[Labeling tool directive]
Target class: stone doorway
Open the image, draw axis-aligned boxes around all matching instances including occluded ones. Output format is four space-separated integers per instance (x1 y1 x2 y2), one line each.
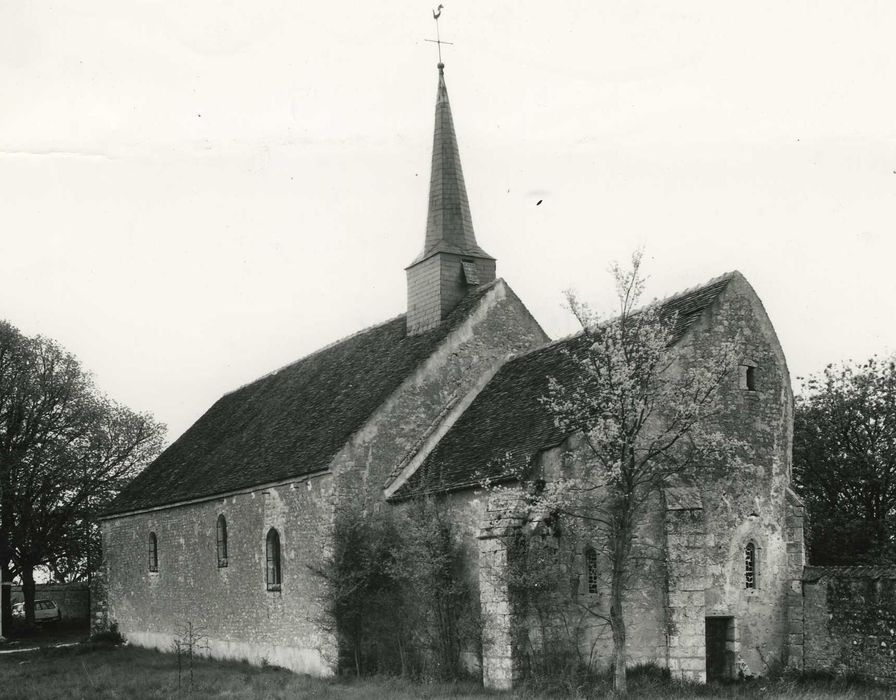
705 616 735 681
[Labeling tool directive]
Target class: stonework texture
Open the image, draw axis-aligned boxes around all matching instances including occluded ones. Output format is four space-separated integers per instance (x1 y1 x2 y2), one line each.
457 273 799 686
797 567 896 684
97 270 813 688
101 475 337 675
99 280 548 677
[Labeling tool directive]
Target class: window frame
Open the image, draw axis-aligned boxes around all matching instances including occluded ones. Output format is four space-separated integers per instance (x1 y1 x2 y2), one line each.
585 546 599 594
739 362 758 391
745 541 758 589
265 528 281 592
148 532 158 572
216 514 228 568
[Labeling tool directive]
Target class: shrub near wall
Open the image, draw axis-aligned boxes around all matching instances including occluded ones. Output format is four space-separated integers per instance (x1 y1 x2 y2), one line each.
313 498 480 680
803 566 896 683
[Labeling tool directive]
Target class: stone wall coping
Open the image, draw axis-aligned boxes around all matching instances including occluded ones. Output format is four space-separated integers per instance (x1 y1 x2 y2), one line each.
803 565 896 583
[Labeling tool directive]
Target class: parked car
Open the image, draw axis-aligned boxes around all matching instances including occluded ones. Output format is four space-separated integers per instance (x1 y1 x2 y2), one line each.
11 599 62 623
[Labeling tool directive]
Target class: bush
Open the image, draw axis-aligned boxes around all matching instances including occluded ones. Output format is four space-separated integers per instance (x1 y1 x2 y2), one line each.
312 497 479 680
88 622 124 646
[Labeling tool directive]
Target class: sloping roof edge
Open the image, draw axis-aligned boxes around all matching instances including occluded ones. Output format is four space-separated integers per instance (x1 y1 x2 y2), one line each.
390 271 737 501
105 280 507 517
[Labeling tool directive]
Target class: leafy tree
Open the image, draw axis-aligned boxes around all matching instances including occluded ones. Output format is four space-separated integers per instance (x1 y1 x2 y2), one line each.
530 253 735 693
0 320 165 630
793 356 896 565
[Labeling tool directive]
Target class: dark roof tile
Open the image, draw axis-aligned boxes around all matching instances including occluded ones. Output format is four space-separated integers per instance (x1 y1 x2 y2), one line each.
107 282 501 515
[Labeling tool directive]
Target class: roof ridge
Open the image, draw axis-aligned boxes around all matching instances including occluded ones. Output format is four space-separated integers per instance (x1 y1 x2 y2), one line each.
222 313 406 398
645 270 738 310
502 270 738 365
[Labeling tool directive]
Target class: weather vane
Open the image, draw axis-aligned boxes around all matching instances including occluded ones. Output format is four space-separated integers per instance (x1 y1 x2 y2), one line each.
425 4 453 65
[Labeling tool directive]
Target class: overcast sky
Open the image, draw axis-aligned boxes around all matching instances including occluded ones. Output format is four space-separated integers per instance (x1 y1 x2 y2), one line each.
2 1 895 444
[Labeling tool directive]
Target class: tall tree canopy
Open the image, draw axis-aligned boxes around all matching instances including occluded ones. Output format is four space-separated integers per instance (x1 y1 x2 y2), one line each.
0 320 165 629
793 356 896 565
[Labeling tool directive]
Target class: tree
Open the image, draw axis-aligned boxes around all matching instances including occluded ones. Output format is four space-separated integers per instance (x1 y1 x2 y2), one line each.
530 253 735 693
0 320 165 629
793 356 896 565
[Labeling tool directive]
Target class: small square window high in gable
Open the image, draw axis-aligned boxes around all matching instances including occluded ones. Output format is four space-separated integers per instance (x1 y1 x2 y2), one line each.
461 260 480 285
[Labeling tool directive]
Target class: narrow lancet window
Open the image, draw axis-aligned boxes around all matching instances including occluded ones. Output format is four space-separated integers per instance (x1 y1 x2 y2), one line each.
266 528 281 591
745 541 757 589
216 515 228 568
740 364 758 391
585 547 598 594
148 532 158 572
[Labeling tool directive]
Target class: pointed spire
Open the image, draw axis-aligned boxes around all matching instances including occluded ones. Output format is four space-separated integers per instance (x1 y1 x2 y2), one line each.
405 62 497 335
414 63 493 263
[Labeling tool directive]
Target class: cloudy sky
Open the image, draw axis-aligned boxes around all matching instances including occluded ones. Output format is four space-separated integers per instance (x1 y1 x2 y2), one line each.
2 1 895 444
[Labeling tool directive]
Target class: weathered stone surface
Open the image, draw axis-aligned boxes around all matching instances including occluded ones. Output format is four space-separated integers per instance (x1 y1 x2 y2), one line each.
801 568 896 683
101 476 338 675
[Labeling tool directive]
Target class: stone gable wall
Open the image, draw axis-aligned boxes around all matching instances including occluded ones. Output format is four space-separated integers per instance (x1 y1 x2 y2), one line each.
472 274 798 687
334 280 548 505
678 275 795 679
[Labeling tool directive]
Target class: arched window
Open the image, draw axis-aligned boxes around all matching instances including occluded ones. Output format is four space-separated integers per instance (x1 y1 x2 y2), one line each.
216 515 228 568
266 528 281 591
745 541 757 589
148 532 158 572
585 546 598 594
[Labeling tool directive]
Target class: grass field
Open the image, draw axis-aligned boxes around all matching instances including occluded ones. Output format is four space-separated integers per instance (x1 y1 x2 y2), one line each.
0 640 891 699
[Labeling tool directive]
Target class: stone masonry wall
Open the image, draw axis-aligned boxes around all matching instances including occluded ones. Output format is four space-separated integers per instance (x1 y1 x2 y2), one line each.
102 279 545 680
486 273 797 684
802 568 896 684
664 492 708 682
11 583 90 620
477 493 526 690
783 490 807 670
485 448 669 680
101 473 337 676
681 274 795 679
338 280 548 505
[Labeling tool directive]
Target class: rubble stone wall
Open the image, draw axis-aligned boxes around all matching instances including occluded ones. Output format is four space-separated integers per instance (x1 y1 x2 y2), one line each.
801 568 896 684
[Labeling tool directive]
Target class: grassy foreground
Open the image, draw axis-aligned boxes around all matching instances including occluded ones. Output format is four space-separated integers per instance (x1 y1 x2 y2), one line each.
0 641 891 699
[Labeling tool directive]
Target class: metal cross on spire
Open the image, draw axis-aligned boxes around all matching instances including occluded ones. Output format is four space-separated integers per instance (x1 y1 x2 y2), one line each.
425 4 453 66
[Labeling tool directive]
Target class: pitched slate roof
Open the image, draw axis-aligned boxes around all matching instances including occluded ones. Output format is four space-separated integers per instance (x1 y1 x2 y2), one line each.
107 282 501 516
390 273 736 500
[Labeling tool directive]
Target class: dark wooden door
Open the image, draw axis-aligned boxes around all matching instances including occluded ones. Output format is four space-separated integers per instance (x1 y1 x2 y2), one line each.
705 617 730 681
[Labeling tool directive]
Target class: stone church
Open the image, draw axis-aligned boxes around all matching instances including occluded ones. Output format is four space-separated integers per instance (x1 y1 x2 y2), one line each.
97 62 806 688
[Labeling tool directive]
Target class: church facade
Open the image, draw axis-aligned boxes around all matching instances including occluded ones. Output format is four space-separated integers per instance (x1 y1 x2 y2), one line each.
97 62 804 688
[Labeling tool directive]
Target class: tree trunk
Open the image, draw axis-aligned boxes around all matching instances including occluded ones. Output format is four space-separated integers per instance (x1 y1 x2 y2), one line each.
0 492 14 636
0 560 10 637
611 484 635 695
22 565 35 627
610 575 627 695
